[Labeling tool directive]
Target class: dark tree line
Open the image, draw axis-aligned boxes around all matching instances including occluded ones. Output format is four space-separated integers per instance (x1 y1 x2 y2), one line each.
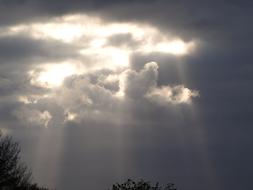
108 179 177 190
0 132 49 190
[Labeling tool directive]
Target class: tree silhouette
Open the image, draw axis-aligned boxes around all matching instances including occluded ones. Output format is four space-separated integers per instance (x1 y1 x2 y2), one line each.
108 179 177 190
0 131 50 190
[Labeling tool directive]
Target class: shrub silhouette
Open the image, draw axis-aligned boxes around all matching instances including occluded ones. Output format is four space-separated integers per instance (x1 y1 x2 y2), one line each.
108 179 177 190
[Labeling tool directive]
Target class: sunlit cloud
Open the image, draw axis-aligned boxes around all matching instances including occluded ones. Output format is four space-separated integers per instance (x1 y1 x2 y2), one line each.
0 14 198 93
18 94 51 104
146 85 199 105
13 62 199 128
116 62 199 104
64 111 78 123
3 14 196 76
18 95 40 104
79 47 130 68
28 61 84 88
141 39 195 55
0 13 200 128
5 15 148 43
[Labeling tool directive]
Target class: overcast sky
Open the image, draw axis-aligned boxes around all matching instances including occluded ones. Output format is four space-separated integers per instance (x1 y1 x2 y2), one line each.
0 0 253 190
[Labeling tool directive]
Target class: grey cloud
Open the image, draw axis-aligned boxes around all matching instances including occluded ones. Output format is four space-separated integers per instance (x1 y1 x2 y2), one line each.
0 35 79 65
13 106 52 127
0 0 251 43
1 0 250 58
119 62 198 104
146 85 199 105
121 62 158 99
107 33 140 48
2 61 197 129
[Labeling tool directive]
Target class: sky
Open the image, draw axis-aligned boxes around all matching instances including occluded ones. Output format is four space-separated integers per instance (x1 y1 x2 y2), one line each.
0 0 253 190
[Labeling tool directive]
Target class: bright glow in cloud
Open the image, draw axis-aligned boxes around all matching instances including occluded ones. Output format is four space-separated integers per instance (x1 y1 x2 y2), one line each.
8 23 84 43
64 111 78 122
79 47 130 68
29 62 83 88
15 18 195 55
2 14 198 91
142 40 195 55
6 15 148 43
4 14 196 76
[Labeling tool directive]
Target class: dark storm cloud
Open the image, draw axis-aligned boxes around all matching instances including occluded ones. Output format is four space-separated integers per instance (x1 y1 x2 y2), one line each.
98 0 253 41
0 0 138 26
0 0 251 41
0 0 247 64
170 47 253 190
0 0 251 60
0 35 78 64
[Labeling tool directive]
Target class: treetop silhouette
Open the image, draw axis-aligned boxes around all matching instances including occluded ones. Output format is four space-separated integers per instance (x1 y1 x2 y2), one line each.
108 179 177 190
0 131 50 190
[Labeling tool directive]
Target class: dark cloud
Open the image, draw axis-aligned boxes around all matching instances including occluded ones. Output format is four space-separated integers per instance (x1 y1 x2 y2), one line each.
107 33 140 48
0 35 78 64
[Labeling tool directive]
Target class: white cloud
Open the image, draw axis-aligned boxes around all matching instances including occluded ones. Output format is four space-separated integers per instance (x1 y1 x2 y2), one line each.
28 61 84 88
12 61 199 127
117 62 158 98
10 61 199 127
146 85 199 105
117 62 199 104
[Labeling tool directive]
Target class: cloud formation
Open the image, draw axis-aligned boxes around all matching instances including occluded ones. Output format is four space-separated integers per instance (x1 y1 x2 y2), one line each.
147 85 199 105
0 13 199 129
14 62 198 127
